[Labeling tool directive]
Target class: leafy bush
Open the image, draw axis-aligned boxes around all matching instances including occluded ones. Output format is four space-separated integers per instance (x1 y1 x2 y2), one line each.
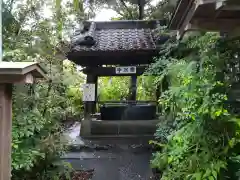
6 58 84 180
98 76 130 101
2 0 87 178
98 76 157 101
149 34 240 179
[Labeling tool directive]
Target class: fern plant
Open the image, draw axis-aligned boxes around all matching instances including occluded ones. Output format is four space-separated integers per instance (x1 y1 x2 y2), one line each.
149 33 240 180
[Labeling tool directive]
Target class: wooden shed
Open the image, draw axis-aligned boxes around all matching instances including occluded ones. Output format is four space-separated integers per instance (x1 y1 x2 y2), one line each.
0 62 47 180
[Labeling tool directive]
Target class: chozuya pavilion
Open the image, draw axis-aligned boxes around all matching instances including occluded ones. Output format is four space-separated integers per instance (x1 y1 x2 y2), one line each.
67 20 168 136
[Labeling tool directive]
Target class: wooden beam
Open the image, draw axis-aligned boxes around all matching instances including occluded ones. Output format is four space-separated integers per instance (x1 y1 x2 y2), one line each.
199 0 238 6
82 66 148 76
177 23 200 39
174 0 240 38
169 0 191 29
216 0 227 9
172 0 211 32
219 5 240 10
0 73 35 84
0 84 12 180
216 0 240 10
228 27 240 37
192 18 240 31
169 0 239 30
199 0 226 5
177 0 201 39
180 18 240 35
176 0 194 30
185 23 200 31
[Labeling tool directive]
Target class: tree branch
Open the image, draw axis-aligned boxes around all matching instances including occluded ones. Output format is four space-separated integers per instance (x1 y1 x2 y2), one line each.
9 0 15 12
118 0 134 19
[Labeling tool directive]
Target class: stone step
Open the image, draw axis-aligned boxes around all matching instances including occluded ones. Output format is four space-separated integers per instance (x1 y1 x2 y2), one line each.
91 119 159 135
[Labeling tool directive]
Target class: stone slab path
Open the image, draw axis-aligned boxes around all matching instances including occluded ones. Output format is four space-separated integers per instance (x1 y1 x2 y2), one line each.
61 122 155 180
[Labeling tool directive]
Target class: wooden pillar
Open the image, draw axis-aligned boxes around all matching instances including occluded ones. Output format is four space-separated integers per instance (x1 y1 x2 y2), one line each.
81 74 98 136
94 76 98 113
129 75 137 101
162 76 169 92
0 62 46 180
84 74 98 117
156 85 161 101
0 84 12 180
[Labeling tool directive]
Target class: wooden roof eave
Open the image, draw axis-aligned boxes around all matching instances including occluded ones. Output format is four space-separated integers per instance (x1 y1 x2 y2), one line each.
68 49 159 57
67 49 160 66
169 0 240 39
0 62 48 84
169 0 205 39
82 66 148 76
169 0 192 30
0 62 48 79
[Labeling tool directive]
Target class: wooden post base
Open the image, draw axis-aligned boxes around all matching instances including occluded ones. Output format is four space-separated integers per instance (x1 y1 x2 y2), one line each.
80 118 92 136
0 84 12 180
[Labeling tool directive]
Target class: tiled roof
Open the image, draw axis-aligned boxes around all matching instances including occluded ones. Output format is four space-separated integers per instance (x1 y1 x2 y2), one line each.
70 20 166 52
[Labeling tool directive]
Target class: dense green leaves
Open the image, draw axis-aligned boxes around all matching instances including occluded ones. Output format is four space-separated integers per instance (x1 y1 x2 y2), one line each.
2 0 87 179
149 34 240 179
98 76 157 101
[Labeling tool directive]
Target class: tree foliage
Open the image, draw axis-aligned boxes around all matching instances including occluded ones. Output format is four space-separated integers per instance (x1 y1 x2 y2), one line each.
109 0 176 20
98 76 157 101
149 33 240 179
3 0 86 178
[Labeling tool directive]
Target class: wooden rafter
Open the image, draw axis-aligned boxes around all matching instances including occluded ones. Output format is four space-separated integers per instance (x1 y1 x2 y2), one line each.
169 0 240 39
177 0 201 39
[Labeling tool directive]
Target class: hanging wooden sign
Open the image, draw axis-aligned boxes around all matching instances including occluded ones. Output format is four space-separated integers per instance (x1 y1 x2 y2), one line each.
115 66 136 74
83 84 95 101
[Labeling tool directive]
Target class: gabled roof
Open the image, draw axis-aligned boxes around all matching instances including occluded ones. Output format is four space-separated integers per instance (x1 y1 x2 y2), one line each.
67 20 168 66
70 20 165 52
0 61 47 83
0 62 47 78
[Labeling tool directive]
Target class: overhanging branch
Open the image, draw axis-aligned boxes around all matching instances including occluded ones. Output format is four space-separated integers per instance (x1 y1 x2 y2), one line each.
119 0 134 19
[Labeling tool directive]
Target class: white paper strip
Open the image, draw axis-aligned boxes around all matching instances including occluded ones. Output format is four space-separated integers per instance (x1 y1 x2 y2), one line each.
115 66 136 74
83 84 95 101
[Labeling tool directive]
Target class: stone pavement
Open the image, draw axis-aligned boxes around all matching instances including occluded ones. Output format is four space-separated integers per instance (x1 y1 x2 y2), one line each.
61 122 155 180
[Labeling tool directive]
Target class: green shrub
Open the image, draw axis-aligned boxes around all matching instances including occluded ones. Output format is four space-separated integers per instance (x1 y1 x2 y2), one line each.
149 34 240 180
